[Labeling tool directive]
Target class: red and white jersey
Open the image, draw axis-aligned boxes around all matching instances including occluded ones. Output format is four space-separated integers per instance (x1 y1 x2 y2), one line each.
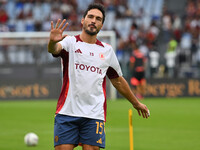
53 35 122 121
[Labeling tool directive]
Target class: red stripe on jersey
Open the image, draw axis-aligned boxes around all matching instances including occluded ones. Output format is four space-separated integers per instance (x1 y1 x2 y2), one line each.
56 50 69 113
102 77 107 121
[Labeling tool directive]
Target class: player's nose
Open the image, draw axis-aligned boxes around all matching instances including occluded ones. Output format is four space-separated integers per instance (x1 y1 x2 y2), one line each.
90 17 97 24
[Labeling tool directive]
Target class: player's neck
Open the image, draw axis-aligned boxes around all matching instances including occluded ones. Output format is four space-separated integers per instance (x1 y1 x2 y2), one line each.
80 32 97 44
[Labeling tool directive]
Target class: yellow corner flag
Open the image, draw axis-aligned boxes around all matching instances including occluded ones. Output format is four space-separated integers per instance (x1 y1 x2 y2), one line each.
129 109 134 150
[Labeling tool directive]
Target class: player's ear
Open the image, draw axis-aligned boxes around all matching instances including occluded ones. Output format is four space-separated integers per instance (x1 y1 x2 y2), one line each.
101 24 103 29
81 18 84 25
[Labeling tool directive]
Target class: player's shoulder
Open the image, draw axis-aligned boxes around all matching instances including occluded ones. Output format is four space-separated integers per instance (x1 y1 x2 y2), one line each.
100 41 113 50
62 35 77 42
66 35 76 40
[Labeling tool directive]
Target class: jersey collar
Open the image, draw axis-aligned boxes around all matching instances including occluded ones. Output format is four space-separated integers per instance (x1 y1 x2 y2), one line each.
75 35 104 47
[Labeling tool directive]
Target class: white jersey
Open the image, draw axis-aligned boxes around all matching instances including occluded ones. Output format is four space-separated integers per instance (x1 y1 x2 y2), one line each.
53 35 122 121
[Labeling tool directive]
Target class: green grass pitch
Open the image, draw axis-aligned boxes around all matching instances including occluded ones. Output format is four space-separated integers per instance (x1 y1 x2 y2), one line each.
0 97 200 150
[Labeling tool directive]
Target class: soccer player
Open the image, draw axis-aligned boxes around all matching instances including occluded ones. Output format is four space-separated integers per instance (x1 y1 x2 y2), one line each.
129 43 147 99
48 3 150 150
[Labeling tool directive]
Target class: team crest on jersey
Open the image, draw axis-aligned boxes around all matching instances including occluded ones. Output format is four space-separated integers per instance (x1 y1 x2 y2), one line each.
99 53 105 60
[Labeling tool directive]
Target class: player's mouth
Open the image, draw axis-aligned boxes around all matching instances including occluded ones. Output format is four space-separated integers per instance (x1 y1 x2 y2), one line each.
89 24 96 29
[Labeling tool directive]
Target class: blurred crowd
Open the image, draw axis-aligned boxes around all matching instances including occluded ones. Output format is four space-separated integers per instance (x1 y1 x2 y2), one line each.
0 0 162 32
159 0 200 78
0 0 200 78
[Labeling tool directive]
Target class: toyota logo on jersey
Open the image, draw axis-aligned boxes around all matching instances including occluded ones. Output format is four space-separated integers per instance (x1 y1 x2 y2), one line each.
75 63 102 75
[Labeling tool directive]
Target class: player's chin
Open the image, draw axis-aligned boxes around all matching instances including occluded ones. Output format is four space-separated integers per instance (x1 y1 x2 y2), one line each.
85 29 99 36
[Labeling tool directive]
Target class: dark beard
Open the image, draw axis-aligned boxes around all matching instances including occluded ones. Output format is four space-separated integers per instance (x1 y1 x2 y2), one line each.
85 29 98 35
84 26 100 36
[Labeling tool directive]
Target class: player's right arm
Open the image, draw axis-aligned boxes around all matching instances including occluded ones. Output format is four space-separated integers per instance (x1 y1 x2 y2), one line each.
48 19 69 55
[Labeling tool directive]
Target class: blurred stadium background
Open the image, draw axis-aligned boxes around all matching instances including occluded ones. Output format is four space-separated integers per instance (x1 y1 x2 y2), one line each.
1 0 200 99
0 0 200 150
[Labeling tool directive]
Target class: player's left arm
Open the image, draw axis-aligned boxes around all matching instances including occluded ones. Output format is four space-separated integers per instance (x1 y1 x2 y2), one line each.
110 76 150 118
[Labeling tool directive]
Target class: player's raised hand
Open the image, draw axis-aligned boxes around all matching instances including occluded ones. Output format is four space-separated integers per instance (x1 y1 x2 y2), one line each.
50 19 68 43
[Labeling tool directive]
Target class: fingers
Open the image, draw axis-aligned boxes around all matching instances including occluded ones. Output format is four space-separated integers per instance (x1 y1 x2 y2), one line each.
141 110 146 118
51 21 54 30
59 19 68 30
144 109 150 118
143 105 150 118
51 19 69 31
55 19 61 29
62 22 69 32
134 103 150 119
138 108 150 118
137 110 141 116
58 19 66 29
138 110 146 118
147 109 150 117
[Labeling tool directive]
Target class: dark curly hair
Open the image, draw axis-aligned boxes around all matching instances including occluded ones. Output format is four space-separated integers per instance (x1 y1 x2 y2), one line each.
83 3 105 24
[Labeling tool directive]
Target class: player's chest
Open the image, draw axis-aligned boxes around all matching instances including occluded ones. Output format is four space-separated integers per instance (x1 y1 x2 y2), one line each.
72 44 107 64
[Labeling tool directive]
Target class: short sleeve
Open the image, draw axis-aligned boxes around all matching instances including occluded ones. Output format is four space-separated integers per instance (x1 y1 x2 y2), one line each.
106 47 123 79
58 36 73 52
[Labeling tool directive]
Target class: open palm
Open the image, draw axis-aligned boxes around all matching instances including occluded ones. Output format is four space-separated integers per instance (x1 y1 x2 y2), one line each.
50 19 69 43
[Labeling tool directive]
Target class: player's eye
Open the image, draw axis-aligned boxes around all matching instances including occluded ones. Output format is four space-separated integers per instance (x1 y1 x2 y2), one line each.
96 17 102 21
